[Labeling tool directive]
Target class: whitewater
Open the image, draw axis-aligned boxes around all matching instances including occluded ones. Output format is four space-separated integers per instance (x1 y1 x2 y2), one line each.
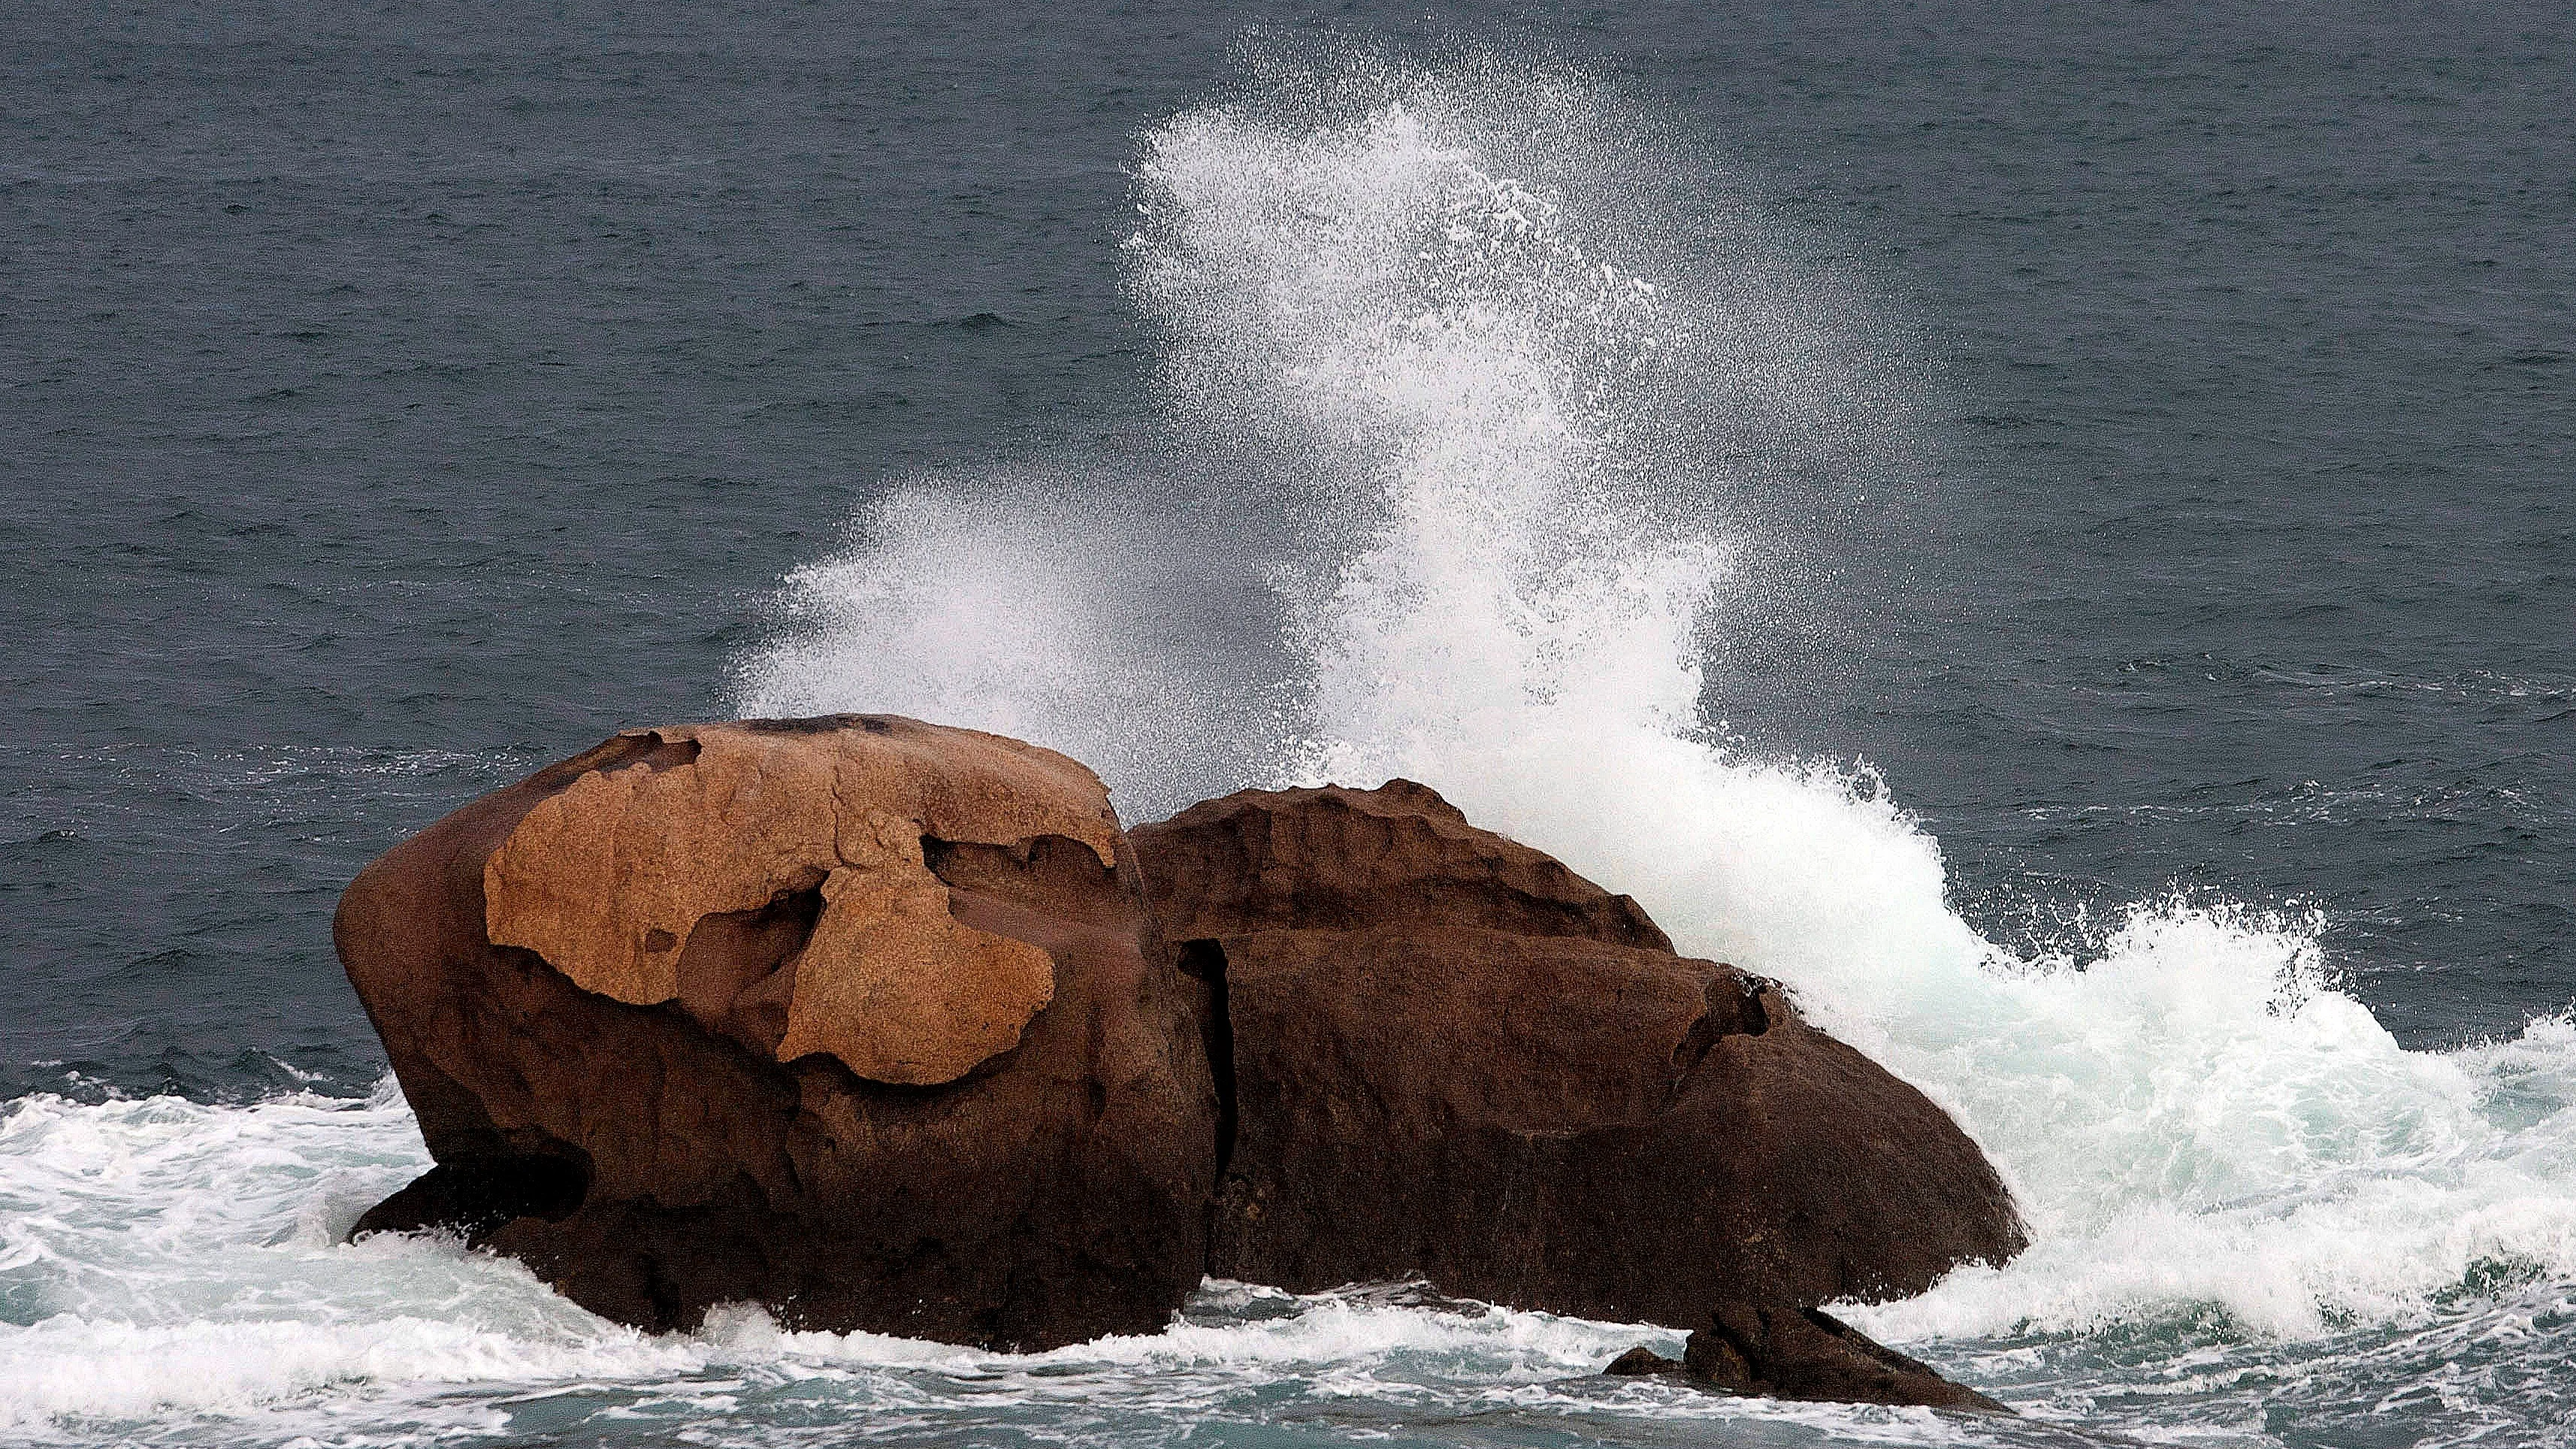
6 47 2572 1449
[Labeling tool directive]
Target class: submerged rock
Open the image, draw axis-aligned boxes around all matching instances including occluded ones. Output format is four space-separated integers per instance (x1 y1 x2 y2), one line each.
1129 781 2027 1326
1601 1307 2006 1412
1602 1345 1686 1377
337 715 1215 1350
1683 1304 2009 1412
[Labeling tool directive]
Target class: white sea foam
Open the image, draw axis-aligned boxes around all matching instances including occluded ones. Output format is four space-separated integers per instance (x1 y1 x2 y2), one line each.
0 1084 704 1432
733 47 2576 1355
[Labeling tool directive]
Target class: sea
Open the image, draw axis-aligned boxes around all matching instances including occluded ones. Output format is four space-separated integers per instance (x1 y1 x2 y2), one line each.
5 3 2574 1445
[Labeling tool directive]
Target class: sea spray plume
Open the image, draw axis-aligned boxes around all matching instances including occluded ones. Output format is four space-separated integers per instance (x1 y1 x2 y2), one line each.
1123 49 1972 1009
735 486 1142 744
730 481 1307 818
1126 59 1713 767
1131 41 1896 521
1128 41 1912 730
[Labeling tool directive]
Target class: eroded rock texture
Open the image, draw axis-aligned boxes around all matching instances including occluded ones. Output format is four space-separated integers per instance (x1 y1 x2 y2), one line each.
479 720 1114 1084
1129 781 2028 1329
338 716 1214 1349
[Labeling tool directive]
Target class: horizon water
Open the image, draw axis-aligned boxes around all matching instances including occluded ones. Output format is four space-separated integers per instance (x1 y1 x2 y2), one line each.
7 8 2575 1447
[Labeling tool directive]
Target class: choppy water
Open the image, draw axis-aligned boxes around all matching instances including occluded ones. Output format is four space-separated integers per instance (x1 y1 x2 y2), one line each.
6 4 2574 1446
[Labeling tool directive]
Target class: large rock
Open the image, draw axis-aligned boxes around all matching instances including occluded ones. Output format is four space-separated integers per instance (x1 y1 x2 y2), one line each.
340 721 2023 1408
1129 781 2027 1326
337 715 1216 1350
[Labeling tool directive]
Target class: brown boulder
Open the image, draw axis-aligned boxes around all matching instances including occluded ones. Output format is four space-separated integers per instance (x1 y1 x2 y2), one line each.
340 723 2022 1390
1129 782 2026 1326
337 715 1215 1350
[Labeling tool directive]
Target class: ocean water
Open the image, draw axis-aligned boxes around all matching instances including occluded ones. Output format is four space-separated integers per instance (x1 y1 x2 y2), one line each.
6 3 2574 1445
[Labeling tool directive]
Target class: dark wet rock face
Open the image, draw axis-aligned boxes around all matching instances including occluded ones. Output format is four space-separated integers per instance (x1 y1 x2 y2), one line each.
336 716 1216 1351
1129 781 2028 1327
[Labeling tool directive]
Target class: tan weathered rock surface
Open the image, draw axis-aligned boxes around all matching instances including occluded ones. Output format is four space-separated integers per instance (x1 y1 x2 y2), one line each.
480 719 1115 1084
